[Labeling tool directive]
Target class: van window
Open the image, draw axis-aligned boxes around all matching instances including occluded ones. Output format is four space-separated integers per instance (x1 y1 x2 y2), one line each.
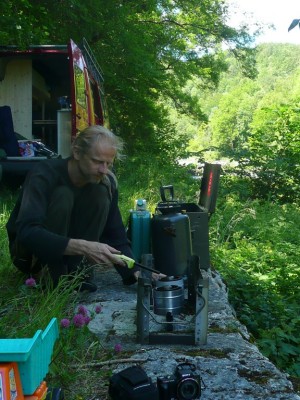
74 65 87 109
90 78 103 124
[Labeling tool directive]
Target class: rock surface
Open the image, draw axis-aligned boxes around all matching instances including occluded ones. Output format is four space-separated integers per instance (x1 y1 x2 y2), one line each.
79 266 300 400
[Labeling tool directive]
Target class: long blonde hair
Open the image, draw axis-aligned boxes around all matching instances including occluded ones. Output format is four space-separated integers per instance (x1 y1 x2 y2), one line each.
72 125 124 160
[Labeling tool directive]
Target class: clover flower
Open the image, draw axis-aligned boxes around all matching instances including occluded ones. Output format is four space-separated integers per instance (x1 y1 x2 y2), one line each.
60 318 71 328
25 277 36 287
77 305 88 316
95 305 102 314
114 343 122 353
73 313 86 328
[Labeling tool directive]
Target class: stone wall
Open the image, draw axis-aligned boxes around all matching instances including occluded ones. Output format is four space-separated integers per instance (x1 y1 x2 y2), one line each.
83 267 300 399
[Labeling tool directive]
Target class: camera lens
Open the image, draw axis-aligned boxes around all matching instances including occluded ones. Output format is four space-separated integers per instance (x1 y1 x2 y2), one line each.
177 378 200 400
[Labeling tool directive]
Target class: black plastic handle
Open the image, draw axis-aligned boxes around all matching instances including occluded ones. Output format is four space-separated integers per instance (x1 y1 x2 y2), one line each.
160 185 174 202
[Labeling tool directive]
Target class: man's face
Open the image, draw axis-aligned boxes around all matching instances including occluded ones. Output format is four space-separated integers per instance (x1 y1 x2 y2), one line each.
74 140 116 184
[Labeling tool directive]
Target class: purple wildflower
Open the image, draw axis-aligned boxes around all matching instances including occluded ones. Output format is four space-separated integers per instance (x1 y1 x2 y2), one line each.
73 313 86 328
60 318 71 328
95 305 102 314
77 305 88 316
84 316 92 325
114 343 122 353
25 278 36 287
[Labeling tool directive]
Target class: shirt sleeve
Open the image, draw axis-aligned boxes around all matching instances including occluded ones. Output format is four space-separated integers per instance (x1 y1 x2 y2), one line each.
100 188 140 283
100 188 134 258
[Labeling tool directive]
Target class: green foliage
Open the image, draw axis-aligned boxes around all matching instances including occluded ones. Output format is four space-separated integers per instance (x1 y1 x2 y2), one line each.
185 43 300 203
116 151 199 217
0 0 258 151
248 101 300 202
2 1 300 389
209 79 258 153
210 191 300 376
217 173 253 202
0 189 121 396
1 156 300 393
0 1 51 46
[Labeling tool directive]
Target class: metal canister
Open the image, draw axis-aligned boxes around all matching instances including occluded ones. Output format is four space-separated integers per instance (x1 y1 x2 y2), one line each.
153 285 184 316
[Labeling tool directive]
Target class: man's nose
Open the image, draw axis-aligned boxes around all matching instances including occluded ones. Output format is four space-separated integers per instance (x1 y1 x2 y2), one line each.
98 162 109 174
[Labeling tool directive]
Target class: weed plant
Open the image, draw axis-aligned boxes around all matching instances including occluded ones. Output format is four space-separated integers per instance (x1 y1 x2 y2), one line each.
0 185 132 398
210 192 300 378
1 159 299 397
0 163 198 398
115 152 200 217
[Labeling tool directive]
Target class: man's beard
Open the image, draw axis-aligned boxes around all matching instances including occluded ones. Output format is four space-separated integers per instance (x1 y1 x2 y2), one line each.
77 163 104 184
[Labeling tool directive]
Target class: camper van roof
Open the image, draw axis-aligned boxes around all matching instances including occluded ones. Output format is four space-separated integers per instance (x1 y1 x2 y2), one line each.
0 44 68 54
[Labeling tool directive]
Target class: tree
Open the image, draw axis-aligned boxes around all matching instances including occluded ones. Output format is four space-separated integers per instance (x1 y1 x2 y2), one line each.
0 1 51 45
186 43 300 159
209 79 258 154
249 102 300 203
0 0 258 158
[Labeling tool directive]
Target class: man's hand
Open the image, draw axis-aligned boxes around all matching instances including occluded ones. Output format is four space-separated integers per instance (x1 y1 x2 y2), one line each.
65 239 126 267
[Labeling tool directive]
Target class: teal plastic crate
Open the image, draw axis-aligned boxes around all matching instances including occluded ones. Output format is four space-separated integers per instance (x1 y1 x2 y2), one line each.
0 318 59 395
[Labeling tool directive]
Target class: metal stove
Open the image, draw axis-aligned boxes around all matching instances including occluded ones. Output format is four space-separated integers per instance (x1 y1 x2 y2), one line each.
136 254 209 345
132 163 221 346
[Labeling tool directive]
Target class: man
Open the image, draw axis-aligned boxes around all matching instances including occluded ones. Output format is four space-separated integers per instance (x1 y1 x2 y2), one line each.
6 125 139 291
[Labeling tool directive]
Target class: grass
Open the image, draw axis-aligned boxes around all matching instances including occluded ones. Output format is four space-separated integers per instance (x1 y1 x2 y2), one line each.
1 160 300 397
209 195 300 378
0 186 125 398
0 163 199 398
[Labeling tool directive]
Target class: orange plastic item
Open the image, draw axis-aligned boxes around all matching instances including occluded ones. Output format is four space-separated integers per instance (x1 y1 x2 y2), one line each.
0 361 24 400
0 318 58 395
0 363 48 400
25 381 48 400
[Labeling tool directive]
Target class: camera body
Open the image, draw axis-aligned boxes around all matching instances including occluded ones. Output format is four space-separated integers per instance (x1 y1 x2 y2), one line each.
109 365 159 400
109 363 201 400
157 363 201 400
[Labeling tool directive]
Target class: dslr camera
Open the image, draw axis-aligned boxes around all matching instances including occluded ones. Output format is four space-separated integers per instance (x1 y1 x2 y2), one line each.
157 362 201 399
109 365 159 400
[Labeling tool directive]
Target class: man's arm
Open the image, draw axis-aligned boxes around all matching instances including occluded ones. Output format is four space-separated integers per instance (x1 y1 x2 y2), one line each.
65 238 125 266
100 186 140 283
100 187 134 257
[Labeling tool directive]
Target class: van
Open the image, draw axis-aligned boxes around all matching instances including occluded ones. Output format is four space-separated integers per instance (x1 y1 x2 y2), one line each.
0 38 106 184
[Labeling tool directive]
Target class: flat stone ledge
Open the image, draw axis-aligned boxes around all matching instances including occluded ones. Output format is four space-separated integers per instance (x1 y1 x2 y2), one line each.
79 267 300 399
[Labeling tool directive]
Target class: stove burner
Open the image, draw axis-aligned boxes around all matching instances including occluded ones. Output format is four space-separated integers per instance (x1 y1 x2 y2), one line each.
155 276 184 289
153 284 184 316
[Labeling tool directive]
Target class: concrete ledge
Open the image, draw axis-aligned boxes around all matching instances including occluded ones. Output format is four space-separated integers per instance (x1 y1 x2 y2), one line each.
79 267 300 399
